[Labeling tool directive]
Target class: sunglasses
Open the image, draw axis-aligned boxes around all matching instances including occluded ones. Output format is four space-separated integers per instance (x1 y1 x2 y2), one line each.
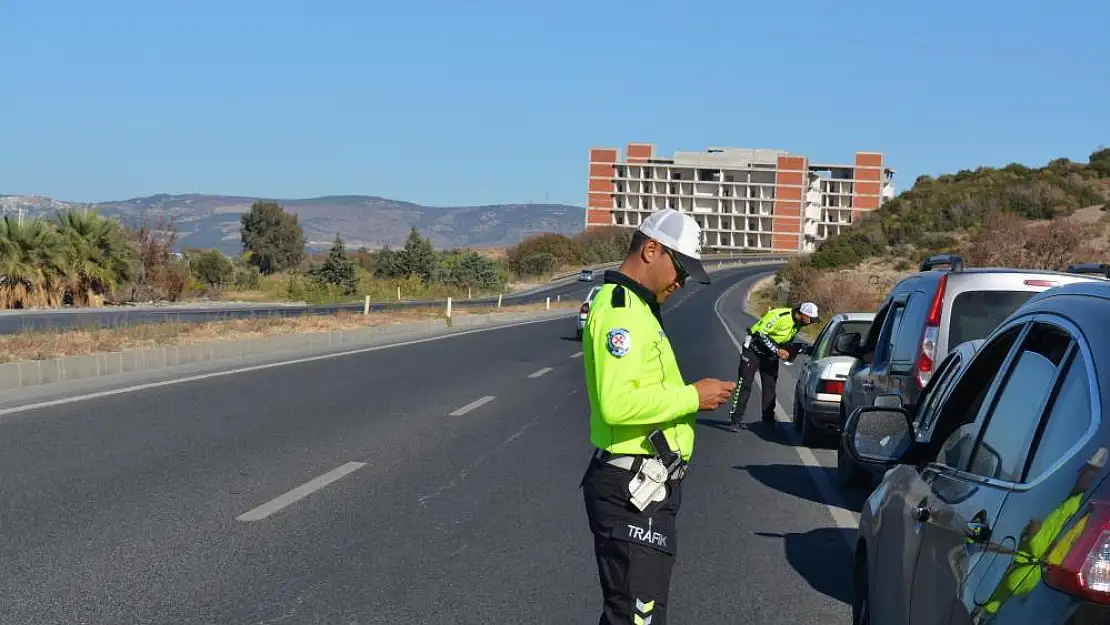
662 245 689 287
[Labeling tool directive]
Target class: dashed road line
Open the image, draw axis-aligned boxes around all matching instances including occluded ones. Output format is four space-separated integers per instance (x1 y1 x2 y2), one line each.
528 367 553 378
570 351 583 358
713 282 858 546
449 395 497 416
236 461 366 522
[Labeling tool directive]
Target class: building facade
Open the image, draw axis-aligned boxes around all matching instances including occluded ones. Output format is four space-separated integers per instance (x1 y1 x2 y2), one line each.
586 143 895 253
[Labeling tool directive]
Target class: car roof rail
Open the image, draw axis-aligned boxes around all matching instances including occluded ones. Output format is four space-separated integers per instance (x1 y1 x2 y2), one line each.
919 253 964 272
1066 262 1110 278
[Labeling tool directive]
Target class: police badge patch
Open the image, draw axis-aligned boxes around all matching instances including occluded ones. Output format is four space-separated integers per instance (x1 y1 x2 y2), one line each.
606 328 631 357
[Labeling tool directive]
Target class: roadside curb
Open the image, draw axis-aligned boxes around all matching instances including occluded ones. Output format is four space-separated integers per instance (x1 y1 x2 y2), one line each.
0 309 575 392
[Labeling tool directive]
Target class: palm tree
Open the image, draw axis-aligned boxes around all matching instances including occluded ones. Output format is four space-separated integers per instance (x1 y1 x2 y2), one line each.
54 210 137 306
0 215 69 308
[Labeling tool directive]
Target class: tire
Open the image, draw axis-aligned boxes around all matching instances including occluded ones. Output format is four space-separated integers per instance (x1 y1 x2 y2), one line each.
576 328 583 341
792 397 804 432
852 558 870 625
799 406 820 447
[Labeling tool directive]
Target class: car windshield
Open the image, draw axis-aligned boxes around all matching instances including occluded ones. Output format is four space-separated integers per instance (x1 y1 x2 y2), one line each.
948 290 1037 347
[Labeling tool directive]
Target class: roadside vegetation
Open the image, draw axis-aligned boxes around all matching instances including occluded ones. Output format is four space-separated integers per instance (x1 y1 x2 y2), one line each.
0 200 639 311
760 147 1110 321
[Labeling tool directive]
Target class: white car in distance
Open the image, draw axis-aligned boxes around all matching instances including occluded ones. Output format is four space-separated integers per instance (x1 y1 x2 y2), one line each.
576 285 602 340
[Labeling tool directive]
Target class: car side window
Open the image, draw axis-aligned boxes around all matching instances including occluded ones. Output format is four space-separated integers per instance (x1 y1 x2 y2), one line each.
811 322 836 360
965 323 1073 482
858 303 891 365
890 293 929 367
927 324 1025 469
1024 348 1092 482
874 303 906 366
914 353 962 436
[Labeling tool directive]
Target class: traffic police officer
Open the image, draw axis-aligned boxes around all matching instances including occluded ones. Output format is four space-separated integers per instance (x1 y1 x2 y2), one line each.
727 301 818 432
580 208 735 625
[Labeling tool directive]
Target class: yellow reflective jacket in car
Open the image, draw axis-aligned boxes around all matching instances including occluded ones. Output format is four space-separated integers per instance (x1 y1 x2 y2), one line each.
583 271 700 462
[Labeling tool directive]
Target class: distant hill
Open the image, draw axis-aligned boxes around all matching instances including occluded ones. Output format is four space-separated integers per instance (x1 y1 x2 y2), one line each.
0 193 587 255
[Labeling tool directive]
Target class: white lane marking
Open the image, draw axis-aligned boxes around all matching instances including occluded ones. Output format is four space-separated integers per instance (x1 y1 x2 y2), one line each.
528 367 553 378
570 351 583 358
236 461 366 522
713 282 858 546
0 315 574 419
449 395 496 416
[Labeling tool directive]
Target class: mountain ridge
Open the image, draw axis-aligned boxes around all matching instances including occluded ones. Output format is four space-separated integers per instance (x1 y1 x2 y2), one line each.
0 193 587 255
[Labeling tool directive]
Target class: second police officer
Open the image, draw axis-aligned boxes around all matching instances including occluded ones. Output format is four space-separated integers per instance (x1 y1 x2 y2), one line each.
727 300 818 433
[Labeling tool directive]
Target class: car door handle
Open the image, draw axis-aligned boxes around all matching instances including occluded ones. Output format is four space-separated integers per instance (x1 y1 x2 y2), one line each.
911 498 931 522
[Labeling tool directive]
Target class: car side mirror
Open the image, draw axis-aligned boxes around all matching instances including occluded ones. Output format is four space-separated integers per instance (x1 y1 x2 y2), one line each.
832 332 861 356
873 394 903 409
843 405 916 466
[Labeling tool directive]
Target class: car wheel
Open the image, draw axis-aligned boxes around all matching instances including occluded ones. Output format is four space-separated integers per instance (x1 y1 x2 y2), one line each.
576 328 583 341
792 397 804 432
799 405 819 447
852 559 870 625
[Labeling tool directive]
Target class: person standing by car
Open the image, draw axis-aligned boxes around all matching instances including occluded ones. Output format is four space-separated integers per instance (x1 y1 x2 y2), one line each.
580 208 735 625
727 302 818 433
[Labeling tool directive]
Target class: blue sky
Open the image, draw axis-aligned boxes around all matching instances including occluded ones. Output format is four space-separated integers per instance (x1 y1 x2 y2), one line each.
2 0 1107 207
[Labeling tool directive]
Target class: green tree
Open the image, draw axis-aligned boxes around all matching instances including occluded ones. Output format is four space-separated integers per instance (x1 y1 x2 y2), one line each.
373 245 406 279
0 215 69 308
55 210 138 306
240 200 306 274
191 249 235 289
398 227 436 283
309 234 358 294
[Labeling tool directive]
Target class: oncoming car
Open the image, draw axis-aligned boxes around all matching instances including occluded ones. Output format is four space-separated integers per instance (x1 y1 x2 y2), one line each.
576 285 601 340
791 312 875 446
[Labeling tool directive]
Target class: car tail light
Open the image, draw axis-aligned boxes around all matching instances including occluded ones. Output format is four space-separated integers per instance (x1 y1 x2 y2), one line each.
580 303 590 316
916 274 946 389
1043 498 1110 604
818 379 845 395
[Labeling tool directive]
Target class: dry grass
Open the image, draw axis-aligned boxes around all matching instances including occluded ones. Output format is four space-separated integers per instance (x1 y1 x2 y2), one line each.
0 300 580 363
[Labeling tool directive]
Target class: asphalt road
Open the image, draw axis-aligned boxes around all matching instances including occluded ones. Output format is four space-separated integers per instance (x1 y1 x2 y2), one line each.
0 264 866 624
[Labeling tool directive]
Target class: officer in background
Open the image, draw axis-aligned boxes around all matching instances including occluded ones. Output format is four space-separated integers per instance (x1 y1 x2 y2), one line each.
580 208 735 625
727 301 818 433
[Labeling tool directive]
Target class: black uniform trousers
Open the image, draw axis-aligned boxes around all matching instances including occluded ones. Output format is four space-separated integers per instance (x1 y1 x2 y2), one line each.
729 346 780 426
582 456 682 625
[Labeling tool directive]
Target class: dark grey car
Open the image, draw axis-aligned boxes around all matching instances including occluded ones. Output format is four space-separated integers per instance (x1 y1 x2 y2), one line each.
843 280 1110 625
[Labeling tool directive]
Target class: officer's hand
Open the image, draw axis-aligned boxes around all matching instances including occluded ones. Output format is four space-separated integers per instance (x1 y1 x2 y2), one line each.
777 348 790 360
693 378 736 411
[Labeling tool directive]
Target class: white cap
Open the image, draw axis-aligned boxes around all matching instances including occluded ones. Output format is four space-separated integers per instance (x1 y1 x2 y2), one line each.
637 208 710 284
799 301 819 320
